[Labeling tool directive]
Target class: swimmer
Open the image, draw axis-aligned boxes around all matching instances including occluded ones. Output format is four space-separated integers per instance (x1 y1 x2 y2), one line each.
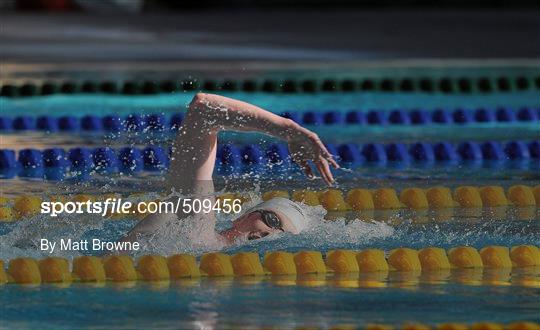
121 93 338 245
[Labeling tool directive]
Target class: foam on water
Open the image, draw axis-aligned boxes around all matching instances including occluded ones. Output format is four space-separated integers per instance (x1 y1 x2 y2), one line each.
2 188 537 262
0 212 108 260
0 191 397 260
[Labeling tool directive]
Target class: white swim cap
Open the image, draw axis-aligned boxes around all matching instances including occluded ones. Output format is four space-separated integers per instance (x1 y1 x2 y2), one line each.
247 197 308 234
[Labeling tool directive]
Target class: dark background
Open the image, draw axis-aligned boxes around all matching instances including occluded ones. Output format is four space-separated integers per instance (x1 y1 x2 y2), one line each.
2 0 539 70
9 0 540 10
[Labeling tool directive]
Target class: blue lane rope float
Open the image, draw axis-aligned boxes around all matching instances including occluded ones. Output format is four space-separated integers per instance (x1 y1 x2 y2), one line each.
288 108 540 126
2 75 540 96
0 140 538 180
0 107 539 133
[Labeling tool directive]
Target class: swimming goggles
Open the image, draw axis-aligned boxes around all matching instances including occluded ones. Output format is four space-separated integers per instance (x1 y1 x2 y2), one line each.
253 210 283 231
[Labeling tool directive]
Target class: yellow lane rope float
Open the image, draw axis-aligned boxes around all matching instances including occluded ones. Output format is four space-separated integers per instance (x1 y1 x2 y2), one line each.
79 322 534 330
1 245 538 285
0 185 539 221
197 323 540 330
357 323 540 330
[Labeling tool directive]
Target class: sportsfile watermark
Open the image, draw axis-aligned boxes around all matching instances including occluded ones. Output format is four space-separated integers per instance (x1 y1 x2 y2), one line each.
40 197 243 217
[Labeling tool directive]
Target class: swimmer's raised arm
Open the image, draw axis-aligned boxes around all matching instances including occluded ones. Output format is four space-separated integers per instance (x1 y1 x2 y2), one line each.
121 93 338 246
168 93 339 194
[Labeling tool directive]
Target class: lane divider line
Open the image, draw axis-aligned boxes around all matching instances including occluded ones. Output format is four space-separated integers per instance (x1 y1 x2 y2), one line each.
2 75 540 96
1 185 539 221
1 140 538 180
1 107 539 132
1 245 538 284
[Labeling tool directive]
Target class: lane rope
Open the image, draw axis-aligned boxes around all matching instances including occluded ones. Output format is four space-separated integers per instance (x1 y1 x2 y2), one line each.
2 75 540 96
1 107 539 132
1 184 539 221
1 245 538 284
1 140 538 180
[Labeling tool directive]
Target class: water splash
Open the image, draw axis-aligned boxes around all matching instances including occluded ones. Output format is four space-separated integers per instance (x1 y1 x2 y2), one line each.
0 212 108 260
1 189 538 261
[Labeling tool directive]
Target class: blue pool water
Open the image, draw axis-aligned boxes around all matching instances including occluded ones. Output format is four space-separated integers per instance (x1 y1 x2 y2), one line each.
1 274 539 329
1 86 540 329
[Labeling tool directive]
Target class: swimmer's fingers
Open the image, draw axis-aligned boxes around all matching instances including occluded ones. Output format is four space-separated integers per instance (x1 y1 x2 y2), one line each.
315 157 334 185
321 158 335 184
325 154 339 169
298 160 314 179
315 161 333 186
313 138 339 169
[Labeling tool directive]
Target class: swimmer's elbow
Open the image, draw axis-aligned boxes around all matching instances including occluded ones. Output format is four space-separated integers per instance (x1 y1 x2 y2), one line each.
190 93 208 109
188 93 214 120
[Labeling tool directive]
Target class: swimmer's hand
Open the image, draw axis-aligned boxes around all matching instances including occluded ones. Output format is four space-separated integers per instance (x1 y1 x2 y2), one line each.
287 129 339 185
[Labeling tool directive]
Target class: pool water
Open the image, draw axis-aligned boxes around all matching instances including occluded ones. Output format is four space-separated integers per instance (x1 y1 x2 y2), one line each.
1 84 540 329
1 274 539 329
1 206 539 328
1 92 539 195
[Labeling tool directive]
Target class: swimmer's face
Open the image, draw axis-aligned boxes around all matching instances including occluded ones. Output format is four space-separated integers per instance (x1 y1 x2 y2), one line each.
230 209 297 241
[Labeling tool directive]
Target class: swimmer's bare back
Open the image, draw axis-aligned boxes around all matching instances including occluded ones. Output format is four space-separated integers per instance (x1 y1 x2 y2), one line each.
121 93 338 242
